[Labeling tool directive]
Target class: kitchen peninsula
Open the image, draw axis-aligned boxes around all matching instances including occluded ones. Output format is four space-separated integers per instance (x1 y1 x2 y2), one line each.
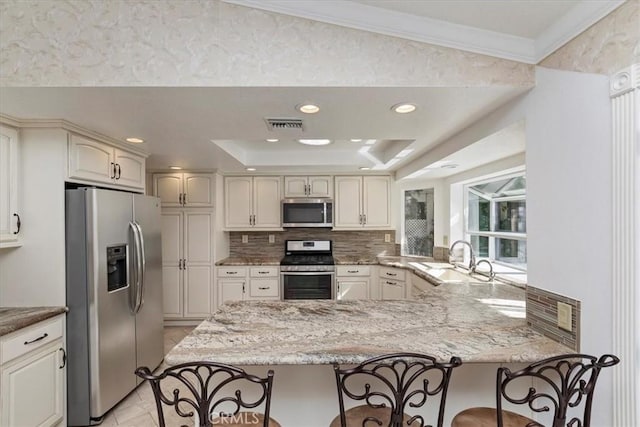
165 281 571 426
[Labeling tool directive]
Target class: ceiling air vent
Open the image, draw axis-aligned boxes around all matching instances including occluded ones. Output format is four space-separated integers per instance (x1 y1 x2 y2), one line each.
264 117 304 131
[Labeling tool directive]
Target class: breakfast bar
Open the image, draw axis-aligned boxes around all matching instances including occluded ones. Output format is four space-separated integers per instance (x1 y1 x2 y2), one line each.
164 282 571 425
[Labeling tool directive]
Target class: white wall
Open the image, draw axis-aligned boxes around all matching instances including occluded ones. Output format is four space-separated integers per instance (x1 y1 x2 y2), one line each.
0 128 67 306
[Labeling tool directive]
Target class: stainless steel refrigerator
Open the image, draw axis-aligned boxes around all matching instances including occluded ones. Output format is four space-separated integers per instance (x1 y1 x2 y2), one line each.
65 188 164 426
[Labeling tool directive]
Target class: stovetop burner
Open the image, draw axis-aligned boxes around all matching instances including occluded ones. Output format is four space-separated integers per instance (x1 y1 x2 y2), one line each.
279 240 335 272
280 254 335 266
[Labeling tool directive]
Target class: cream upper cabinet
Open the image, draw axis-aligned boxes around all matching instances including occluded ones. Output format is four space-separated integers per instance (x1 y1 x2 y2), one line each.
0 125 21 248
68 133 145 190
224 176 281 230
334 176 391 229
284 176 332 198
153 173 213 207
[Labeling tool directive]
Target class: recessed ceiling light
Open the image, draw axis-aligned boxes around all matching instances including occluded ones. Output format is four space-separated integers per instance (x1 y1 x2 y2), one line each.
126 137 144 143
392 103 417 114
169 166 182 170
298 139 332 146
441 164 458 169
350 139 363 142
297 103 320 114
246 167 257 171
266 138 279 142
359 167 371 170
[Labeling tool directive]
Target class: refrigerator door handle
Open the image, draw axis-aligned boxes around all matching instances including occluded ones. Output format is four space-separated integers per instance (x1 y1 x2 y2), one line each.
134 222 146 312
129 221 142 313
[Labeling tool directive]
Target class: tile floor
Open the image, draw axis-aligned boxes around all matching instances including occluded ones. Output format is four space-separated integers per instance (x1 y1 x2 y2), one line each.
97 326 195 427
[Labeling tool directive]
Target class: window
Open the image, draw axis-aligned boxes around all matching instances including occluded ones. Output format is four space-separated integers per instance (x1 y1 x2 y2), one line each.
403 189 434 257
465 173 526 270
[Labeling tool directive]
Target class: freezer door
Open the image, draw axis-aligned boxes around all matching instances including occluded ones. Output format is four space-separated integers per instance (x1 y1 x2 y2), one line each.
133 194 164 376
87 189 137 417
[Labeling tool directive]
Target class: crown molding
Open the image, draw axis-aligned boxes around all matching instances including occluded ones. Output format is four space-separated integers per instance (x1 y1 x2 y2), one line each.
223 0 626 64
0 113 149 156
535 0 626 62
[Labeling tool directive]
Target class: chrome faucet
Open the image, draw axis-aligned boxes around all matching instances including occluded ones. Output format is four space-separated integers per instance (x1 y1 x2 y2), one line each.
449 240 476 270
472 259 495 280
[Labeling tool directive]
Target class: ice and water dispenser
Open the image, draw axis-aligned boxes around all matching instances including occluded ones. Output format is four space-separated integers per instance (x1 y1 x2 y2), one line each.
107 245 127 292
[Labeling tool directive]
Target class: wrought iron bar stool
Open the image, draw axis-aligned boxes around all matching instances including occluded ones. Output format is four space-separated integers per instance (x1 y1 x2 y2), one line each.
135 362 281 427
330 352 463 427
451 353 619 427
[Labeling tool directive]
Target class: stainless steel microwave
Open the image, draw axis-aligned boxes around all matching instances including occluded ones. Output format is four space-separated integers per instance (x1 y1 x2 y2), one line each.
282 199 333 228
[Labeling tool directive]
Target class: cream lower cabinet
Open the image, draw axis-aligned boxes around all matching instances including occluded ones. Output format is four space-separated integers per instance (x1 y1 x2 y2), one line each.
217 266 280 308
334 176 391 229
224 176 281 229
336 265 370 300
161 210 213 319
0 315 66 427
0 125 21 248
379 266 408 300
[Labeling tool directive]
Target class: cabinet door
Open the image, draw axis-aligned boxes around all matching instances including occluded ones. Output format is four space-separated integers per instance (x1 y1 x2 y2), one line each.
161 211 183 317
283 176 308 198
154 173 183 207
381 279 406 300
68 134 114 183
219 280 245 306
114 149 145 190
363 176 391 228
184 212 213 317
225 177 253 228
337 279 369 300
162 266 183 318
184 174 213 207
253 177 281 228
334 176 362 228
308 176 332 198
184 266 212 317
1 342 64 427
0 125 20 247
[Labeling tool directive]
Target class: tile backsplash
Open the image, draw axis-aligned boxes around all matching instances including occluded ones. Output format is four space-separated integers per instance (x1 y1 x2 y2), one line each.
229 230 396 259
526 286 580 351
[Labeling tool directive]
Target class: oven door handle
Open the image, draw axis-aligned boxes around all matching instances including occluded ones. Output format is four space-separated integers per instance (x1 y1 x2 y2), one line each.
280 271 335 276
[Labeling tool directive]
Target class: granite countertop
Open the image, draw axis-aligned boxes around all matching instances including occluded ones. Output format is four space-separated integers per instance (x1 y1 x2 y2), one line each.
0 307 68 337
165 282 571 366
215 257 281 266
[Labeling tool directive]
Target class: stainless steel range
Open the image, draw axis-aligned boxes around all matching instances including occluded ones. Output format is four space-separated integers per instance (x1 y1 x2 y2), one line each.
280 240 335 299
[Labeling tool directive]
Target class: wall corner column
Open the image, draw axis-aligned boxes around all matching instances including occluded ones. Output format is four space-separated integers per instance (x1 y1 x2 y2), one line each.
610 63 639 427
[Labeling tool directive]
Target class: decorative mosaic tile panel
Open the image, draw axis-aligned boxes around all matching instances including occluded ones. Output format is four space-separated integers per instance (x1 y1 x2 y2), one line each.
229 230 396 259
526 286 580 351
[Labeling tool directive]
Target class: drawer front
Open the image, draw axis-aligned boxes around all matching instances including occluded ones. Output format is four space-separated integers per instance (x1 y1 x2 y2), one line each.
379 267 405 281
336 265 371 277
249 279 279 298
1 315 64 365
217 267 247 277
250 267 279 278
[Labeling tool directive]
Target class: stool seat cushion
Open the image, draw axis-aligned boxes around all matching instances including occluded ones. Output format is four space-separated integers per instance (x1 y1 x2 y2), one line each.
451 407 537 427
329 405 421 427
211 412 281 427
